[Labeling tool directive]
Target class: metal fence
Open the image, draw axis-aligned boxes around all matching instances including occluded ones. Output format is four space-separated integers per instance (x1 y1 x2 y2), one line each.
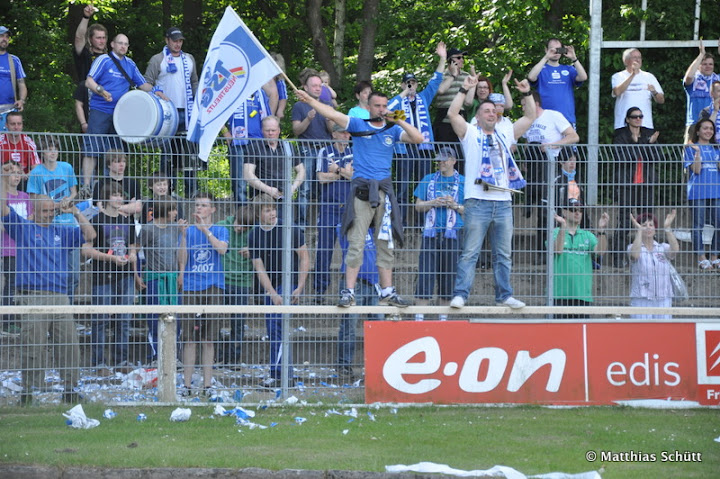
0 132 716 405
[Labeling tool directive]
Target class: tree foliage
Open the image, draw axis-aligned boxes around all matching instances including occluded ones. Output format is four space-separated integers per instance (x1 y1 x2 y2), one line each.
1 0 718 144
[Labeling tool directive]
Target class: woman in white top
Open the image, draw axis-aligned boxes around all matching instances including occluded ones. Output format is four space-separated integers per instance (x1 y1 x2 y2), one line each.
627 209 679 319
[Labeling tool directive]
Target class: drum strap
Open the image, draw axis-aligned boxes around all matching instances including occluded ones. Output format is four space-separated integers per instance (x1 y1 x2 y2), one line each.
108 53 136 92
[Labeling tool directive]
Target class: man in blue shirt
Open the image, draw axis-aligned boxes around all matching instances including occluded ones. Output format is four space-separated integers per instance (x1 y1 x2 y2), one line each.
527 38 587 127
683 41 720 128
1 190 95 404
388 42 447 219
294 88 424 308
0 25 28 130
81 33 157 193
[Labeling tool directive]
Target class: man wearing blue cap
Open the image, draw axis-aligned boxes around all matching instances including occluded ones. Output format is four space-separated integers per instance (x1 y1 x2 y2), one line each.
0 26 27 131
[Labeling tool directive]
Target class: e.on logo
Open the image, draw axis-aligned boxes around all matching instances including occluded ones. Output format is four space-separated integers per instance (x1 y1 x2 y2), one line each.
381 337 566 395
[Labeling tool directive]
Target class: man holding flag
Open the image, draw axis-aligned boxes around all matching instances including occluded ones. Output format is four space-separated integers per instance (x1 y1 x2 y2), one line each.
187 7 281 163
294 88 424 308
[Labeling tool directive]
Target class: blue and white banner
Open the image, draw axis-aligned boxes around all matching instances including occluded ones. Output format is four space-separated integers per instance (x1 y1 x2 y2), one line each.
187 6 281 161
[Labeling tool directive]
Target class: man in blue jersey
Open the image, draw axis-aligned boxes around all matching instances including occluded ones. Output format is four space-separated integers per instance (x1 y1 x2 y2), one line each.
314 124 353 301
0 25 28 131
388 42 447 218
527 38 587 127
295 88 424 308
81 33 158 193
683 40 720 128
1 188 96 404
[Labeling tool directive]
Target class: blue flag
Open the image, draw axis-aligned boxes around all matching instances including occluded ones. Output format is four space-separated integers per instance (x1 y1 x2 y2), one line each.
187 6 281 161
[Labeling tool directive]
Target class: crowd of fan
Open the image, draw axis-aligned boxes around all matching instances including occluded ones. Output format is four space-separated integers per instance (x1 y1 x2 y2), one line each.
1 6 720 401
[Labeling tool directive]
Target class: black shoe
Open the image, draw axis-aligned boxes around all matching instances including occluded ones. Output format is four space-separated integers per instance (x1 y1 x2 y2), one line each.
19 391 32 406
379 290 410 308
338 289 356 308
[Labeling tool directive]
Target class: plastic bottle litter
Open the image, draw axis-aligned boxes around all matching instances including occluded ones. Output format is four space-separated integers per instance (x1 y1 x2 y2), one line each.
137 413 147 422
63 404 100 429
103 409 117 419
170 408 191 422
294 416 307 425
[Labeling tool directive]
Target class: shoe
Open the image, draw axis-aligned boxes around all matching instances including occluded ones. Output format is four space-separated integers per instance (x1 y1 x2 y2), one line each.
379 289 410 308
450 296 465 309
204 386 218 399
257 377 277 389
19 391 32 406
699 259 712 270
338 289 356 308
496 296 526 309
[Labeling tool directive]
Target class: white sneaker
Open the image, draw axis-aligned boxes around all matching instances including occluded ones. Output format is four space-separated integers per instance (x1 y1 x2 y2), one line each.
450 296 465 309
496 297 525 309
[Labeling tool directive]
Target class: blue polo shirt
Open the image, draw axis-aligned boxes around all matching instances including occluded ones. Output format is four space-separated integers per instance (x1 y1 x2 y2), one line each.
2 209 82 294
346 116 403 180
87 52 147 114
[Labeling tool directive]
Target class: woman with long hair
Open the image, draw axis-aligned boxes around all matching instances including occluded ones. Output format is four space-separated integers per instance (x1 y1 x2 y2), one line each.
685 118 720 269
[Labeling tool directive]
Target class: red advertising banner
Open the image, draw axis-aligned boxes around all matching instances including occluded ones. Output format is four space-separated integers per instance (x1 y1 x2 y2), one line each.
365 321 720 406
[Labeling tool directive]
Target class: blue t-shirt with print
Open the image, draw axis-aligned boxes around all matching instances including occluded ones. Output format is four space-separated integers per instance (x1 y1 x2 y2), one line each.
183 225 229 291
346 116 403 180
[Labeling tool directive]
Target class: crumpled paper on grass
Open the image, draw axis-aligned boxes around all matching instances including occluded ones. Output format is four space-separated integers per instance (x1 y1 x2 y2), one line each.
385 462 601 479
170 408 192 422
63 404 100 429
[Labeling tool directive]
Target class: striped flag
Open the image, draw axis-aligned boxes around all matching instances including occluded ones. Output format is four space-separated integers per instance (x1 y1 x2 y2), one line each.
187 6 281 161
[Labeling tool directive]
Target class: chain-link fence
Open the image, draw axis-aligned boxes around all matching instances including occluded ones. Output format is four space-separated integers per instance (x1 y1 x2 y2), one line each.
0 132 715 405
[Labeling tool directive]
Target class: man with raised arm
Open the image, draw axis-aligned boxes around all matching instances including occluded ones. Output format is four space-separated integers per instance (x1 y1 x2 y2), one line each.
295 87 424 308
447 74 536 310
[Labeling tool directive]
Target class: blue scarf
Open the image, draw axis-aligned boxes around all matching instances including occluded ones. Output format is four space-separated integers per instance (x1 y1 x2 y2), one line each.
476 131 526 190
229 89 269 144
401 94 432 148
164 46 194 126
424 171 460 239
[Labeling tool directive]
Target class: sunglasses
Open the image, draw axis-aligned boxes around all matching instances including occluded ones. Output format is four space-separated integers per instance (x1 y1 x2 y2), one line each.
628 114 644 119
570 208 583 213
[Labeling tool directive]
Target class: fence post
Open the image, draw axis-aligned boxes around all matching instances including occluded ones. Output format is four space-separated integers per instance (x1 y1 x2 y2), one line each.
157 313 177 402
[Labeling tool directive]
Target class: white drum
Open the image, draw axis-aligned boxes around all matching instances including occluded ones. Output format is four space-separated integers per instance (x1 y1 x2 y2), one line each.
113 90 179 145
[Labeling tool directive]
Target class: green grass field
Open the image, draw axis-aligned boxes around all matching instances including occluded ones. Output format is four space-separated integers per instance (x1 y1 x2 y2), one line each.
0 404 718 478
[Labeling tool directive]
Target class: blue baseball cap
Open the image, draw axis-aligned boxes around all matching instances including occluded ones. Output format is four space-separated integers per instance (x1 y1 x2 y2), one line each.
0 26 10 35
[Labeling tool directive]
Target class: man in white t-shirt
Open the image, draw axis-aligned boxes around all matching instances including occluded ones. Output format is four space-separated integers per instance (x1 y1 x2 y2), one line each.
144 27 199 196
447 74 536 310
611 48 664 130
522 90 579 260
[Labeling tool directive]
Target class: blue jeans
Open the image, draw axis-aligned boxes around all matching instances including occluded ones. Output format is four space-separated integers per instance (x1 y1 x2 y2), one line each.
453 199 514 302
297 147 319 228
416 234 461 300
228 144 248 203
264 284 294 379
314 205 343 295
337 279 381 367
222 284 250 362
2 256 16 326
91 275 134 366
690 198 720 255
